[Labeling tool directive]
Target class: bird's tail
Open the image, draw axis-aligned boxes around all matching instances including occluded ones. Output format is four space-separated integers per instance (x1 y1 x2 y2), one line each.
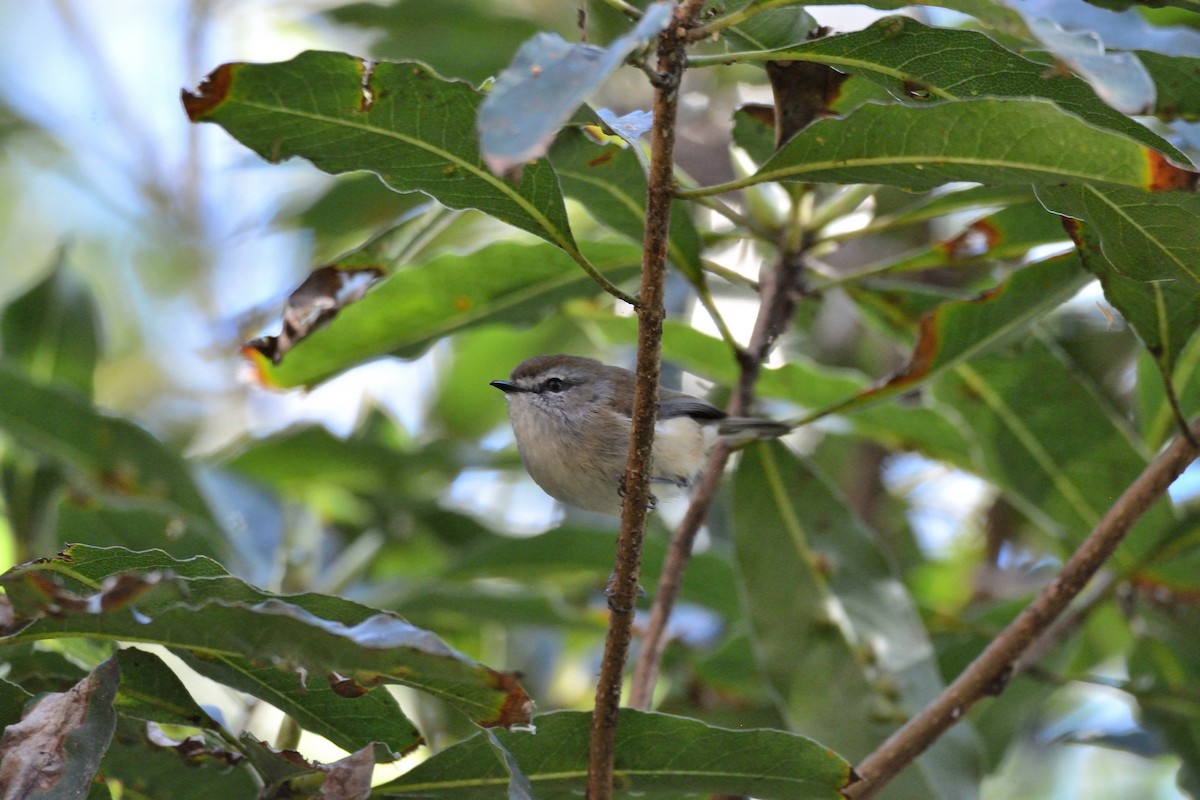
716 417 791 441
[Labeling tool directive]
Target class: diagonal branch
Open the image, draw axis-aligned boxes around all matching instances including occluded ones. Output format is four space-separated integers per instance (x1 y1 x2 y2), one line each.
586 3 705 798
843 417 1200 799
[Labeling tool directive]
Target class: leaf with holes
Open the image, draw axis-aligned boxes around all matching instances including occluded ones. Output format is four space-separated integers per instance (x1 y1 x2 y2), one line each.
183 52 578 257
243 240 640 388
0 545 531 729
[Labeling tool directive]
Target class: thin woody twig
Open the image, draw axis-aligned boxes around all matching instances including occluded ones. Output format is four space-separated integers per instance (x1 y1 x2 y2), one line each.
843 418 1200 799
585 3 704 798
629 246 806 708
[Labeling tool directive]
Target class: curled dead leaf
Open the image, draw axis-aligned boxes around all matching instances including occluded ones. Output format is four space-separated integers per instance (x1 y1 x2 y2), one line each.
246 266 384 366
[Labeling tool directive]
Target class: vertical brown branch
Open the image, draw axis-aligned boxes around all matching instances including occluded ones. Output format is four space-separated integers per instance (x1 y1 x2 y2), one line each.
585 3 705 798
843 419 1200 799
629 248 806 707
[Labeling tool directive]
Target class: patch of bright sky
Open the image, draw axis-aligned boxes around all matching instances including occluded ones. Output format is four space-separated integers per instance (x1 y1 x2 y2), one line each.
884 454 989 556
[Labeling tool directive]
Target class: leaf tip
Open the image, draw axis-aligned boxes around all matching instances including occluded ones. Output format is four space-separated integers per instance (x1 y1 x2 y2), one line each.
182 63 236 122
1146 150 1198 192
239 344 280 389
480 669 533 728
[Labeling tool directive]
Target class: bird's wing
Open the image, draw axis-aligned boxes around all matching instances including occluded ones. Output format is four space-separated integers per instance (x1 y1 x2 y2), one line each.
658 389 726 421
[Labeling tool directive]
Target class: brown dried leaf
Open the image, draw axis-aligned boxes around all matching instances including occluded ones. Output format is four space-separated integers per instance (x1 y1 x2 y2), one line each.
0 658 118 799
247 266 384 365
319 745 375 800
764 28 849 150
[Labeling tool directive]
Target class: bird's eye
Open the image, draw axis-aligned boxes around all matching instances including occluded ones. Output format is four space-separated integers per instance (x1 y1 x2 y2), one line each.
544 377 565 393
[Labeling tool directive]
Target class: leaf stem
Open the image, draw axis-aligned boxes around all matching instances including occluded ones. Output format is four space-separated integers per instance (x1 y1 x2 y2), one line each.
843 416 1200 799
701 257 760 290
566 244 641 306
587 4 705 798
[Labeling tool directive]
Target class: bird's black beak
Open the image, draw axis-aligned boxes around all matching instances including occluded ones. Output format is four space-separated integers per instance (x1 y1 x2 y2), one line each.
490 380 521 394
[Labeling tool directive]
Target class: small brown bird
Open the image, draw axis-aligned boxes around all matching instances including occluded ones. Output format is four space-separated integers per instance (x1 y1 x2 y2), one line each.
491 355 789 515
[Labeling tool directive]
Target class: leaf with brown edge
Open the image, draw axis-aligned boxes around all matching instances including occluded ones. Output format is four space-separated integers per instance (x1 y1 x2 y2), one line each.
1148 149 1199 192
242 240 640 390
182 51 578 256
722 98 1200 195
246 265 384 366
1036 184 1200 287
802 253 1089 425
180 63 232 121
1 545 532 730
0 656 119 799
722 17 1183 161
869 202 1067 276
764 58 850 149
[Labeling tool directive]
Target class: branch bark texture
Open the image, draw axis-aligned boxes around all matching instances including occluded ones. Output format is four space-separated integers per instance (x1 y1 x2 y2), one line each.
586 3 704 797
844 418 1200 799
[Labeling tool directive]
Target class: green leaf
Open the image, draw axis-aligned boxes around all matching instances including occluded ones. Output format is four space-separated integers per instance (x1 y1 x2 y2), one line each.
323 0 542 86
720 0 820 51
934 338 1176 562
1139 50 1200 121
0 363 220 541
1137 335 1200 450
98 717 256 800
112 648 222 730
478 3 672 172
1036 184 1200 287
729 17 1179 159
1129 602 1200 796
448 526 742 621
0 545 531 729
685 98 1197 197
0 656 119 798
183 51 578 254
176 650 421 759
1 252 100 395
373 709 853 799
0 675 33 727
822 253 1091 420
551 126 704 283
733 442 983 798
875 202 1068 275
244 240 640 388
1064 217 1200 432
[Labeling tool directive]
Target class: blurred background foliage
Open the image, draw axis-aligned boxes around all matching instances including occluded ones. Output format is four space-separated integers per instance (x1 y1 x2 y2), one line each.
1 1 1199 798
